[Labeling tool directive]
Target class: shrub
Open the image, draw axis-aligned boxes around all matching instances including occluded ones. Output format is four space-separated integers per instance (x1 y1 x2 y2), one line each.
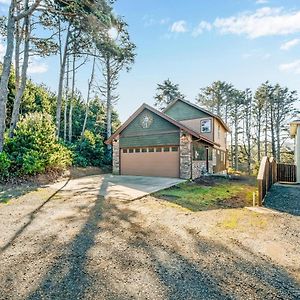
73 130 105 167
21 150 45 175
0 152 11 178
5 112 72 176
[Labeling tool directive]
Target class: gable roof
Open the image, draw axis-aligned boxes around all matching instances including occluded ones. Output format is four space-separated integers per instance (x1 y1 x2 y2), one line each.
163 99 231 132
105 103 215 146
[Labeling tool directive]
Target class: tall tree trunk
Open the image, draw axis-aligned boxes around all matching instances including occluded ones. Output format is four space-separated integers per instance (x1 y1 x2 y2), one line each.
276 125 281 162
264 104 268 156
64 56 69 142
106 55 112 151
257 109 261 163
81 54 96 138
234 103 238 170
56 23 71 138
275 100 281 162
230 131 234 168
270 104 276 158
245 95 252 174
68 52 75 143
0 2 15 151
14 6 21 95
9 1 30 137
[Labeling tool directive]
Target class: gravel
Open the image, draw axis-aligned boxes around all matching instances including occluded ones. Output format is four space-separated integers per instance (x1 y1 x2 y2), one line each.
264 184 300 216
0 177 299 300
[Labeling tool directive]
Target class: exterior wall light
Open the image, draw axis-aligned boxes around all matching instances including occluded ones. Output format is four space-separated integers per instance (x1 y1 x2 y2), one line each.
180 133 188 142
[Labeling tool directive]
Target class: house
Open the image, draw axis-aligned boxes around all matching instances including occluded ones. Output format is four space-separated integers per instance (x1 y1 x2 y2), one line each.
105 99 230 179
290 119 300 183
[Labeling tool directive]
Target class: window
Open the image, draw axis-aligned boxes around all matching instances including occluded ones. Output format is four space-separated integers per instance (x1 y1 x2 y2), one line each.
129 148 134 153
171 146 178 152
218 125 221 139
123 149 127 153
193 143 212 161
135 148 140 153
163 147 170 152
142 148 147 153
200 119 212 133
148 148 154 152
156 147 162 152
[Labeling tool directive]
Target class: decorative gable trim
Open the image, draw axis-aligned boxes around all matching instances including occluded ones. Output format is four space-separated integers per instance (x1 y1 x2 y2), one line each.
105 103 215 146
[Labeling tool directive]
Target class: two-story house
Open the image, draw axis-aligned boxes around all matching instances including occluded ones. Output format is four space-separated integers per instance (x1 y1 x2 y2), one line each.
105 99 230 179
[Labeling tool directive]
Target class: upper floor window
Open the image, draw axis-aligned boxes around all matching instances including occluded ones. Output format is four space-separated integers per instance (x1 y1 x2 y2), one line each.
200 119 212 133
218 125 221 139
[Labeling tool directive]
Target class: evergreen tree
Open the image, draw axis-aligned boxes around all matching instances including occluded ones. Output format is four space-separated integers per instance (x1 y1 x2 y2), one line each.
154 79 185 110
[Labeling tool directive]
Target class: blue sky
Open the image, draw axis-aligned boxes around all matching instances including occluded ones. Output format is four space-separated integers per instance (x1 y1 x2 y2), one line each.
1 0 300 121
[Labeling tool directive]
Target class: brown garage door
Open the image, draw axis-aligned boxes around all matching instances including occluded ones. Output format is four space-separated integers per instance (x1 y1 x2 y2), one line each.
120 146 179 178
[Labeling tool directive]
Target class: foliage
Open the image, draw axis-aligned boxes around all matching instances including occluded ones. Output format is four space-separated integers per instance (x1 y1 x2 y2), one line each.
196 80 298 173
154 79 185 110
196 81 233 118
0 152 11 178
72 130 105 167
4 112 72 176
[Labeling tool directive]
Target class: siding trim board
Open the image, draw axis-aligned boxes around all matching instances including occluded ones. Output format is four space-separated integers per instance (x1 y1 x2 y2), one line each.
120 129 179 138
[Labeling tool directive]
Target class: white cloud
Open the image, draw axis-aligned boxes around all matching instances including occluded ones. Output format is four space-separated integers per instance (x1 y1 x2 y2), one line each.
242 49 271 60
214 7 300 38
170 20 187 33
28 60 48 74
280 38 300 50
160 18 170 25
143 15 170 27
279 60 300 74
192 21 212 37
256 0 269 4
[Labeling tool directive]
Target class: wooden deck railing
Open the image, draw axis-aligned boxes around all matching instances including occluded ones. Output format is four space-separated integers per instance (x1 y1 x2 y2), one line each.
257 157 297 205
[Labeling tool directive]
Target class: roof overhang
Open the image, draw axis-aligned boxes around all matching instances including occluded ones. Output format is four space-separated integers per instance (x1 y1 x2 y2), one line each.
105 103 215 146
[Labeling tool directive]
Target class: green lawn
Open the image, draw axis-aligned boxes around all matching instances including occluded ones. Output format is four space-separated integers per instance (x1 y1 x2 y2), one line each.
154 178 257 212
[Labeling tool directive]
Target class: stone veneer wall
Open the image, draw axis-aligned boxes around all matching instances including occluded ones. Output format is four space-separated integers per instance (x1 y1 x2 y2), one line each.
179 131 192 179
192 161 214 179
112 138 120 175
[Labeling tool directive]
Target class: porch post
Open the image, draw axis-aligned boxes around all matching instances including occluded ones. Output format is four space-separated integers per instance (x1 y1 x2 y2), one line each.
205 146 209 173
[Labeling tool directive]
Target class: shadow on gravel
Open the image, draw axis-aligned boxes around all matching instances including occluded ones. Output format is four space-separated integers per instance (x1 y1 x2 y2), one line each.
264 185 300 216
0 179 70 253
25 179 300 299
26 178 108 300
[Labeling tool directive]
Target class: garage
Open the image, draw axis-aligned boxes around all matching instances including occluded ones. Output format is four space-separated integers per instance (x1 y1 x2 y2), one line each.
106 103 216 179
120 146 179 177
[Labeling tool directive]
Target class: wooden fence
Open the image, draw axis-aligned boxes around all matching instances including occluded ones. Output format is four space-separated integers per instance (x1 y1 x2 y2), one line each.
257 157 296 205
277 163 297 183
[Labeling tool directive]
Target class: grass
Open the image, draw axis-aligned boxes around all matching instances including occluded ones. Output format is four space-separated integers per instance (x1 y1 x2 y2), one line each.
154 177 257 212
218 210 268 230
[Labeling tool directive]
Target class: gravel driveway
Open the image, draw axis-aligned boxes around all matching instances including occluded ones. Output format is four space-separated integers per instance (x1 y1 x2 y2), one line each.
0 176 299 300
